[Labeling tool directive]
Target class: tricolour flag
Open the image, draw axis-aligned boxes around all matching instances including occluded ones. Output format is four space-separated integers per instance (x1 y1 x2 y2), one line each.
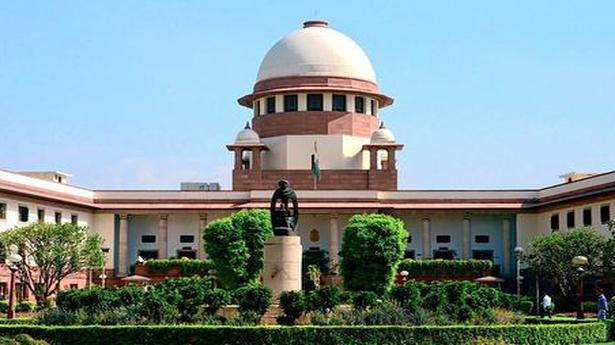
311 140 321 189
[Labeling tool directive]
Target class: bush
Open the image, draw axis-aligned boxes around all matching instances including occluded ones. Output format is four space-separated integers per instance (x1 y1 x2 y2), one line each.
390 281 423 313
144 259 212 276
203 289 230 316
138 287 180 324
0 334 48 345
351 291 380 310
0 323 605 345
0 300 9 313
203 209 272 288
518 300 534 314
340 214 407 294
234 284 272 317
303 249 329 290
398 259 492 277
306 286 341 313
15 301 36 313
584 301 597 313
277 291 306 325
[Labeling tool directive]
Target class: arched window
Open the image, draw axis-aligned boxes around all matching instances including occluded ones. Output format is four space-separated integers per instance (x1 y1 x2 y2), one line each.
377 149 388 170
309 229 320 243
241 149 252 170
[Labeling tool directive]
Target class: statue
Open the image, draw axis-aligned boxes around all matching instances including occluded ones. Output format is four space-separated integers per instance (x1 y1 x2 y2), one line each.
270 180 299 236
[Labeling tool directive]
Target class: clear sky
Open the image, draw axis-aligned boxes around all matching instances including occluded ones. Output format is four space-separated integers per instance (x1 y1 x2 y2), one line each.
1 1 614 190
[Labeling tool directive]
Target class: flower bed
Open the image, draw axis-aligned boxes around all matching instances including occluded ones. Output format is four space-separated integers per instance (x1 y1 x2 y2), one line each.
0 323 608 345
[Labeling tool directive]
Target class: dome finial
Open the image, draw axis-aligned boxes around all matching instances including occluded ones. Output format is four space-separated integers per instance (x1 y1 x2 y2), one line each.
303 20 328 28
379 122 385 129
244 121 251 129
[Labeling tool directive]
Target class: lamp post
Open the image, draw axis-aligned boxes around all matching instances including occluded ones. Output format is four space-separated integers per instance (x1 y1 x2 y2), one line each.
5 244 23 319
100 246 110 288
400 270 409 284
514 246 524 297
572 255 588 320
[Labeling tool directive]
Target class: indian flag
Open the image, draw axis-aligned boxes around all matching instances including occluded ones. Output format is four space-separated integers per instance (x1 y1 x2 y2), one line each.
311 140 321 188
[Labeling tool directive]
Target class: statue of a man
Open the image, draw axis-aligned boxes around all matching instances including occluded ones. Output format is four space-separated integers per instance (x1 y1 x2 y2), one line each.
270 180 299 236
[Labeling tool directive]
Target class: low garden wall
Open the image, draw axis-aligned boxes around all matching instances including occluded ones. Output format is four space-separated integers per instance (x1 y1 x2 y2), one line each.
0 323 609 345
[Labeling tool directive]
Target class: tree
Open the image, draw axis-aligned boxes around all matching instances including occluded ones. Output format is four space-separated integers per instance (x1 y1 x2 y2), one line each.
0 223 104 307
522 228 606 300
203 209 272 288
340 214 407 294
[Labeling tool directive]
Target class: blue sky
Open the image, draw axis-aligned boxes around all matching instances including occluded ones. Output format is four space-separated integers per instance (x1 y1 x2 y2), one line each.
1 1 614 190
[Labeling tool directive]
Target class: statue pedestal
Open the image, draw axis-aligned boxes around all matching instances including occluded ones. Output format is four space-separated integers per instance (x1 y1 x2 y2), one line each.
263 236 302 298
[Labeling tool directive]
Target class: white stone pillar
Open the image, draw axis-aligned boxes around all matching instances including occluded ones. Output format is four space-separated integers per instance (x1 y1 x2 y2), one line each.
118 214 129 276
422 218 431 259
462 218 471 259
158 214 168 259
263 236 302 298
502 218 511 276
198 214 208 259
329 214 339 273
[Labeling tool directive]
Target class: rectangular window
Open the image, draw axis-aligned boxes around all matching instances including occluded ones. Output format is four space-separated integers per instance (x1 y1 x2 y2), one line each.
18 206 29 222
407 235 412 243
266 97 276 114
71 214 78 225
583 208 592 226
307 94 323 111
55 212 62 224
138 250 158 260
283 94 298 112
37 209 45 222
69 284 79 290
472 250 494 261
475 235 490 244
0 203 6 219
370 99 377 116
141 235 156 243
332 94 347 111
550 214 560 231
180 235 195 243
601 205 611 224
253 100 260 116
436 235 451 243
355 96 365 113
404 250 415 259
566 211 575 229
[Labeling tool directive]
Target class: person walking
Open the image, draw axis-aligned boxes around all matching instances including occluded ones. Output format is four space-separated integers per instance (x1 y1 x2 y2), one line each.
542 293 553 318
597 288 609 321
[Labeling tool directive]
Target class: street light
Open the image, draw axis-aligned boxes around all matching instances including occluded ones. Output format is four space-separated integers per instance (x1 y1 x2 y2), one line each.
572 255 588 320
400 270 409 284
514 246 524 297
100 246 110 288
5 244 23 319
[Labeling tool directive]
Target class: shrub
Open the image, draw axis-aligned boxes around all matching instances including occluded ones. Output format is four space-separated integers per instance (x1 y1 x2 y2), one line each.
277 291 306 325
584 301 597 313
340 214 407 294
0 323 606 345
144 259 212 276
303 249 329 290
390 280 423 313
0 300 9 313
518 300 534 314
203 209 272 288
137 287 180 324
203 289 230 316
398 259 492 277
56 287 117 314
234 284 272 317
351 291 380 310
306 286 341 313
15 301 36 313
0 334 49 345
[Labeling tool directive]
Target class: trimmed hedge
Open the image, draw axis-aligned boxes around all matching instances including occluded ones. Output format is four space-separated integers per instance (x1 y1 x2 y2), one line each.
398 259 492 277
144 259 212 275
0 323 608 345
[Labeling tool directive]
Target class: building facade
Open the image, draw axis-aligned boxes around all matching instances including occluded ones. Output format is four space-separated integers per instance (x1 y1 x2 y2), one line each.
0 20 614 290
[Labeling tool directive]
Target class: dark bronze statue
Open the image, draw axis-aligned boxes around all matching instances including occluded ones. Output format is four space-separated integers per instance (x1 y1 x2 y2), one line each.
270 180 299 236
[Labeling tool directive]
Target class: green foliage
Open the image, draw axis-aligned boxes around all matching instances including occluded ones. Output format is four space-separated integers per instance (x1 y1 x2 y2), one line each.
398 259 492 277
522 228 606 299
0 300 9 313
14 301 36 313
203 289 230 316
143 259 212 275
351 291 380 310
277 291 306 325
306 285 341 313
0 323 606 345
0 222 104 307
203 209 272 288
390 280 423 313
0 334 48 345
302 249 329 290
234 284 272 317
340 214 407 294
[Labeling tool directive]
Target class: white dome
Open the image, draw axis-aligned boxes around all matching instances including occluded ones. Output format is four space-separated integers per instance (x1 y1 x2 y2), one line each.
370 123 396 144
257 21 376 83
235 122 261 145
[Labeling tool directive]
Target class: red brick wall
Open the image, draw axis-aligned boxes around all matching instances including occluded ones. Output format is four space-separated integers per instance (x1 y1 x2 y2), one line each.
252 111 380 138
233 168 397 191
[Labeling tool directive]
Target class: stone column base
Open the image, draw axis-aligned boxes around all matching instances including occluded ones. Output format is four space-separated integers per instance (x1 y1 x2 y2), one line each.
263 236 302 298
